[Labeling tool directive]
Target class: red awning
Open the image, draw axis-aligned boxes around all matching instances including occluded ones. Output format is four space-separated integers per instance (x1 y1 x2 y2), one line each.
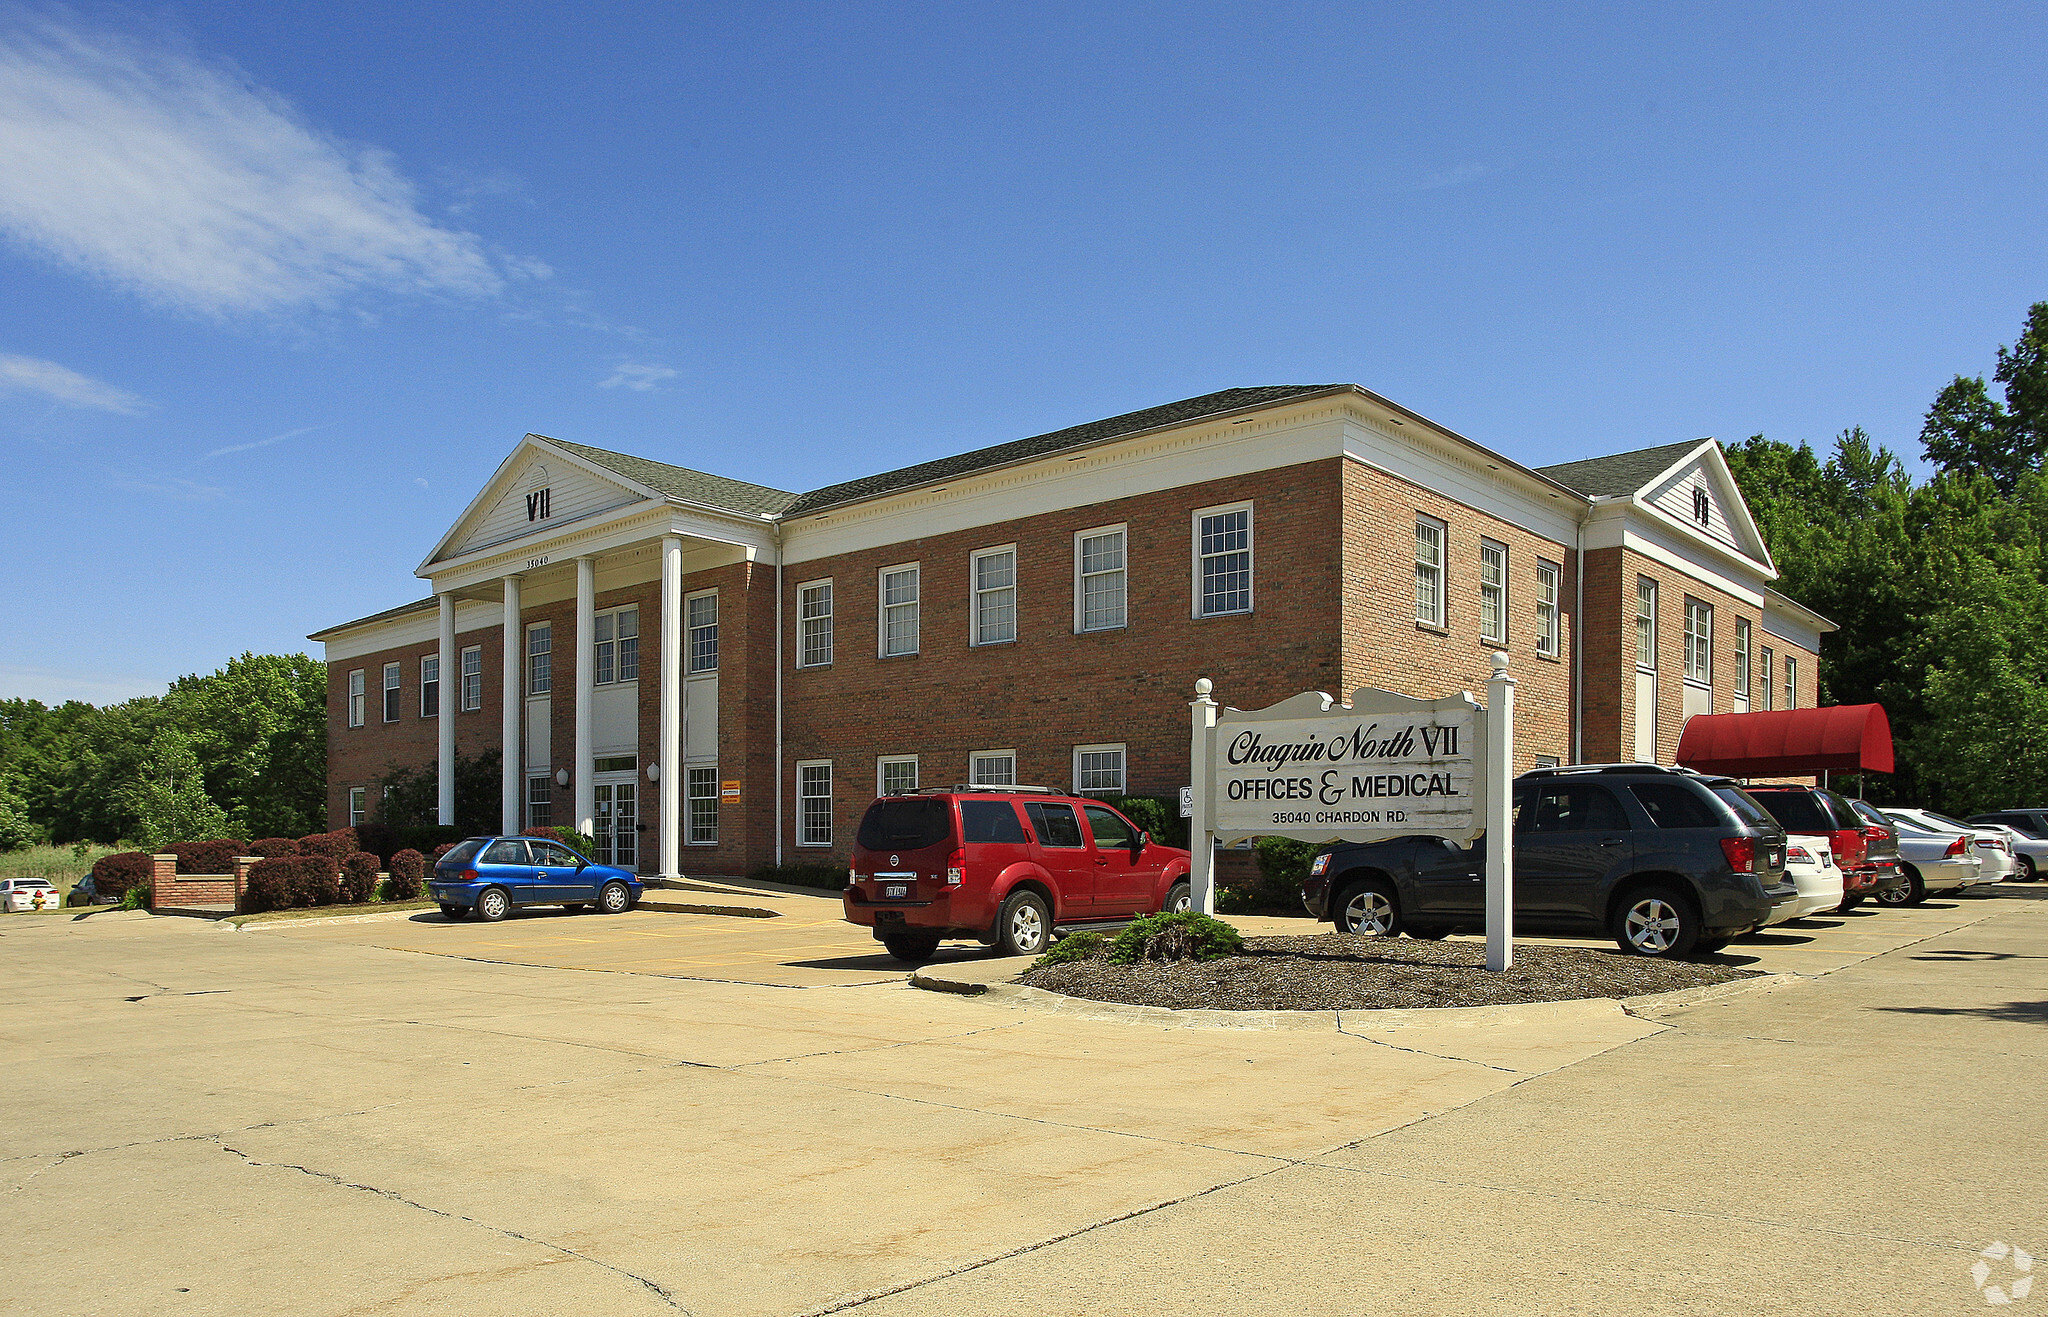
1675 704 1894 777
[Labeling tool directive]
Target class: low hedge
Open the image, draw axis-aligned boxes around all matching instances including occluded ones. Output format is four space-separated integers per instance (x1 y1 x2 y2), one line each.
170 839 244 874
748 861 850 892
90 851 155 901
244 855 342 913
297 828 358 859
386 849 426 901
340 852 380 904
250 837 300 858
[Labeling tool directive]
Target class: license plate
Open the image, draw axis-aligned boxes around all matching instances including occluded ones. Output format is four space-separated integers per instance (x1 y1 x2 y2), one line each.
884 885 908 899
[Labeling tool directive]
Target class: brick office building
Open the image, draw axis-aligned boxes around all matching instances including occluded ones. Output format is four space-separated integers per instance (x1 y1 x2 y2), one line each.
310 384 1827 877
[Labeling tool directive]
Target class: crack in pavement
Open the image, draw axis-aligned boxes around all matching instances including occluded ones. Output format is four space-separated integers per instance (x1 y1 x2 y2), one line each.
731 1020 1029 1067
1333 1014 1529 1073
214 1140 690 1312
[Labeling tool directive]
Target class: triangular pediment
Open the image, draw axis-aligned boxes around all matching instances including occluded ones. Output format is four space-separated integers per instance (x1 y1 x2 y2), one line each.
1640 442 1775 572
422 436 653 569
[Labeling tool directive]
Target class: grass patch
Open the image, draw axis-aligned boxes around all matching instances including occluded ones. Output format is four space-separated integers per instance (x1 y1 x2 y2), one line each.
227 900 434 926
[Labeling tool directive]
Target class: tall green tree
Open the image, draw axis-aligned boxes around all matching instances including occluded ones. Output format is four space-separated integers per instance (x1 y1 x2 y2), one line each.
117 729 231 850
1919 300 2048 494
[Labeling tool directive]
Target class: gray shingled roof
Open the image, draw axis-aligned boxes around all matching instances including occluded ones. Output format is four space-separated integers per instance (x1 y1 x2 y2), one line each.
539 436 799 517
1534 439 1708 498
782 385 1345 516
307 596 437 641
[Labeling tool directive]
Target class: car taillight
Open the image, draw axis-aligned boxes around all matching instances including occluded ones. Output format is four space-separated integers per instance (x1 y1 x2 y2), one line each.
946 848 965 886
1944 836 1969 859
1786 844 1812 864
1720 836 1756 873
1862 825 1889 841
461 869 479 882
1829 829 1866 867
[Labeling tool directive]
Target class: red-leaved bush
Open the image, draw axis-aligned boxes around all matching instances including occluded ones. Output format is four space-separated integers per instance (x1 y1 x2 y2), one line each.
296 828 358 859
431 842 459 862
90 851 154 901
340 852 380 904
250 837 300 858
386 849 426 901
243 855 343 913
170 839 243 874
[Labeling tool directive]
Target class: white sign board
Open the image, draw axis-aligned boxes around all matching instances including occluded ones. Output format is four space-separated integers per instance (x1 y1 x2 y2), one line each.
1211 706 1481 842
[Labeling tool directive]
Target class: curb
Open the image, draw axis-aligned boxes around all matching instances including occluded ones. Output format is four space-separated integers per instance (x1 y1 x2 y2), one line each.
223 899 783 930
635 899 779 919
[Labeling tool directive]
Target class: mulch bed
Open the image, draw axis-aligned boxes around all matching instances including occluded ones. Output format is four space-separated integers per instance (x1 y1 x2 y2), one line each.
1018 932 1762 1011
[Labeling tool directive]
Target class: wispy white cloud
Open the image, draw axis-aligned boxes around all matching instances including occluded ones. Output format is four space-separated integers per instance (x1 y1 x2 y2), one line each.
0 352 147 413
600 361 678 392
205 423 325 459
0 14 514 317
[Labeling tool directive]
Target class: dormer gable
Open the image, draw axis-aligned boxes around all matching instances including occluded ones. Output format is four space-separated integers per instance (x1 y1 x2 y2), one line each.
420 435 656 571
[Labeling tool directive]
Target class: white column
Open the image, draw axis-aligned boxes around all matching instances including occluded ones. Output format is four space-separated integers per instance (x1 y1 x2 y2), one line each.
1484 652 1517 972
659 535 684 879
437 593 456 826
501 574 523 835
1188 677 1219 914
574 556 596 837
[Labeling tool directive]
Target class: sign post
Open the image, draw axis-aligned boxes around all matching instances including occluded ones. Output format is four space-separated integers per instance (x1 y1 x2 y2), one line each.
1191 658 1517 969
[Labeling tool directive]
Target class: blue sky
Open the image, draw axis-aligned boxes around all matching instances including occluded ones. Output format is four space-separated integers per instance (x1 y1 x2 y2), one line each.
2 1 2044 704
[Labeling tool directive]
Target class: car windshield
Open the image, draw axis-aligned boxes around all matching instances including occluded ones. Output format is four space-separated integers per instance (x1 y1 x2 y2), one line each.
1850 800 1889 828
1925 811 1978 831
857 798 954 851
440 839 486 866
1887 815 1939 835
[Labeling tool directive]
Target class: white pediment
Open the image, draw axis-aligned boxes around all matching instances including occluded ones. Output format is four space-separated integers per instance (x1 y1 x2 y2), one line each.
425 437 651 568
1639 443 1774 573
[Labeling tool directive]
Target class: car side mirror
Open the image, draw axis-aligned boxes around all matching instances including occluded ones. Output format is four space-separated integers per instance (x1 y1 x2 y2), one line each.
1132 831 1148 854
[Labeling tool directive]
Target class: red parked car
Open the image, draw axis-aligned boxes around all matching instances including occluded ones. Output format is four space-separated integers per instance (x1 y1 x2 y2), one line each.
843 787 1193 962
1746 786 1903 912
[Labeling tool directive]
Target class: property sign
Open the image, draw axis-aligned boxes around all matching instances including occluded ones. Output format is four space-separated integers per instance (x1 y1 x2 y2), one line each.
720 780 741 804
1212 707 1480 840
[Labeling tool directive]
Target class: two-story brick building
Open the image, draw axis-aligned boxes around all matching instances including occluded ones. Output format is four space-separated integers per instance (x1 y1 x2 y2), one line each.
310 384 1827 877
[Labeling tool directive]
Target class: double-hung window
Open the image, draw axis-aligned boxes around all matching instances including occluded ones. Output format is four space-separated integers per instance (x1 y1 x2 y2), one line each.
1415 516 1446 627
797 581 834 668
1076 526 1127 632
347 669 365 728
971 547 1016 646
1636 578 1659 670
527 622 552 695
593 607 638 684
1074 743 1126 794
1194 504 1252 617
382 663 401 723
527 775 552 828
880 564 921 656
1684 600 1712 684
1536 560 1561 657
1734 618 1752 701
1478 539 1507 644
687 767 718 844
797 762 833 846
970 750 1016 786
1784 656 1798 709
878 755 919 797
420 655 439 718
1760 647 1775 710
460 646 483 711
348 786 366 826
687 592 718 673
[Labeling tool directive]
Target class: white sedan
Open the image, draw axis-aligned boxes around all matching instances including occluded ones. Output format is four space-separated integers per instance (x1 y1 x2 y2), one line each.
1879 814 1990 904
2 878 64 913
1764 837 1845 925
1884 809 2014 884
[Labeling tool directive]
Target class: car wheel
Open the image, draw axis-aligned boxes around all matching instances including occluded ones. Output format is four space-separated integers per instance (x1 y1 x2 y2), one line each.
438 902 466 920
1333 880 1402 937
995 889 1052 957
1612 885 1699 958
882 931 943 963
476 887 510 922
1163 881 1192 914
1880 866 1926 907
599 881 632 915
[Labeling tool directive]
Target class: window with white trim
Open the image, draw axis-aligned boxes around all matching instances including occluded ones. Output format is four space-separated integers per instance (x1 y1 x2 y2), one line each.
970 749 1016 786
593 606 638 684
687 766 718 844
798 580 834 668
460 646 482 711
347 669 365 728
687 591 718 673
1075 525 1127 632
1734 618 1752 699
382 662 401 723
1684 599 1712 684
1533 754 1562 769
1760 647 1775 710
880 564 920 657
878 755 919 797
1074 743 1126 794
348 786 366 827
421 655 439 718
1194 504 1252 617
1415 516 1446 627
1479 539 1507 644
1536 560 1561 657
971 547 1016 646
1636 577 1659 670
1784 656 1797 710
527 775 552 828
797 761 833 846
527 621 552 695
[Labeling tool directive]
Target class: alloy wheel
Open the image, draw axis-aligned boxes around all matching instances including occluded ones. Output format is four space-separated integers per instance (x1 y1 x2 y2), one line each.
1624 898 1681 953
1343 888 1395 936
1008 902 1046 954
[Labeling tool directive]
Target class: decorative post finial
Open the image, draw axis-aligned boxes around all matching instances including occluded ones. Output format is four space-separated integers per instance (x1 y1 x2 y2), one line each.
1490 651 1510 679
1194 677 1213 698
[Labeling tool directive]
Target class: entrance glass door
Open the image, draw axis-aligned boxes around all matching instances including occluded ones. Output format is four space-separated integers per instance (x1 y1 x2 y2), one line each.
594 779 638 869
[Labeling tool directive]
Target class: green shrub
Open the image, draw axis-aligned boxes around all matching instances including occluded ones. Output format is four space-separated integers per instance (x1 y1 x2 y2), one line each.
1104 794 1190 850
524 825 599 859
119 880 152 910
748 861 849 892
1034 929 1108 967
1106 910 1244 964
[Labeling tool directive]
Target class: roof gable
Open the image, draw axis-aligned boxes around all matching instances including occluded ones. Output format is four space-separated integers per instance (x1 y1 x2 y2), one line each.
1543 439 1774 572
1535 440 1702 499
424 436 657 568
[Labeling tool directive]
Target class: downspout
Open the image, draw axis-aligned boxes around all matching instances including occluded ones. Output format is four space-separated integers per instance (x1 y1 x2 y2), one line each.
773 521 785 867
1572 509 1586 765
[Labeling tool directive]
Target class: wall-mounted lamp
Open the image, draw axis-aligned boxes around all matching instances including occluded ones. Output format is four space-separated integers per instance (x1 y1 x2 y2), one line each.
646 762 660 782
555 767 570 787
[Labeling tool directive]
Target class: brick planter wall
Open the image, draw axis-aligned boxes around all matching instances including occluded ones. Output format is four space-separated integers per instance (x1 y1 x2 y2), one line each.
149 855 259 912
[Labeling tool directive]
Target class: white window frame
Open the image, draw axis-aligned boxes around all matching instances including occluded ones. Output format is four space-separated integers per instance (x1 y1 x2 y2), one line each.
797 760 833 847
969 545 1017 647
1636 577 1659 671
1415 516 1447 628
1735 618 1752 699
592 605 639 685
527 621 552 696
1193 502 1254 618
879 562 921 657
347 669 365 728
1536 560 1561 658
877 755 920 797
1074 523 1128 633
686 766 718 845
1760 647 1775 711
686 590 719 674
348 786 366 827
460 646 483 711
1479 539 1508 645
797 579 834 669
421 654 440 718
970 749 1016 787
1684 599 1712 685
1073 742 1127 795
1784 655 1798 710
526 774 552 829
382 662 401 723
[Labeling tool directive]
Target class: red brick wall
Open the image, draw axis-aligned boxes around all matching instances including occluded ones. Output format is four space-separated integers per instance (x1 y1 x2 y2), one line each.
327 623 505 828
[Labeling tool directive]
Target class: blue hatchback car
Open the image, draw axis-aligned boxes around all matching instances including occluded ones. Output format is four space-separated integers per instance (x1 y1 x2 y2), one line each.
430 836 643 922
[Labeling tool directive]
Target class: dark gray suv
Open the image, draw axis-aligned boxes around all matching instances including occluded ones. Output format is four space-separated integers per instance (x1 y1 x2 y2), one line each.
1301 765 1795 958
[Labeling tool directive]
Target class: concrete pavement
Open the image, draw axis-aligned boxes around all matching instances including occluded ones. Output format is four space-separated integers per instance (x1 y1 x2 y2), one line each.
3 887 2041 1315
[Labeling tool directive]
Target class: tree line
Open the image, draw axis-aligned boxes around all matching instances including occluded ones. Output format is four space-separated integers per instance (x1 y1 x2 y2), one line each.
1727 300 2048 815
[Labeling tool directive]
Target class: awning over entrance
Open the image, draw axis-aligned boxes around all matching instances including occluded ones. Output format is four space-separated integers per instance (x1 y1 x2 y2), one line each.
1675 704 1894 777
